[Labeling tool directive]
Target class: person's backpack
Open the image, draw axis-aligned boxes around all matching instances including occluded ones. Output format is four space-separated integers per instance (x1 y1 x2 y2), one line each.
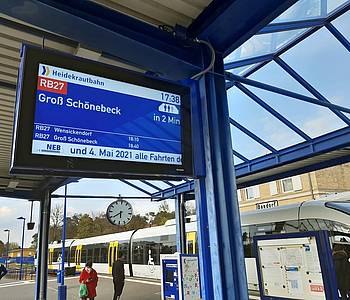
79 283 88 298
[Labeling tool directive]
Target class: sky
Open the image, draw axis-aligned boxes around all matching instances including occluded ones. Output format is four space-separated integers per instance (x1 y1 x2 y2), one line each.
0 2 349 248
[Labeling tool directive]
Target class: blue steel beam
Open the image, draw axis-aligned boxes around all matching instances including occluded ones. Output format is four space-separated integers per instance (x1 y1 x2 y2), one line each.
236 83 311 141
274 56 350 125
163 181 175 187
152 126 350 198
0 0 202 80
232 149 249 162
152 180 195 201
226 73 350 114
118 179 152 196
139 180 162 192
224 54 274 70
188 0 298 56
325 23 350 52
230 118 277 153
235 126 350 187
258 18 325 34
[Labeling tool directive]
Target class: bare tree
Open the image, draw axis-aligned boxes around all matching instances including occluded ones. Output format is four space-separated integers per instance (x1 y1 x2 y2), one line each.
50 204 63 242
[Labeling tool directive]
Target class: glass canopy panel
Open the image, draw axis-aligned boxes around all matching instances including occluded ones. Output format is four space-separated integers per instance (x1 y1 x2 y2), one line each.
327 0 349 14
224 29 307 63
233 155 244 165
247 85 347 138
230 125 271 160
281 27 350 107
272 0 322 23
331 10 350 40
227 87 304 150
249 60 314 97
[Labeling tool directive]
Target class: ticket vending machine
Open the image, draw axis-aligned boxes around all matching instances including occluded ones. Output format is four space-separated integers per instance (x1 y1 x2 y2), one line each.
160 253 201 300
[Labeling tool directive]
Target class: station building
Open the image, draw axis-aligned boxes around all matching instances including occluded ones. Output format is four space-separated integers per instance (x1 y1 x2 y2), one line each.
238 163 350 212
8 248 35 258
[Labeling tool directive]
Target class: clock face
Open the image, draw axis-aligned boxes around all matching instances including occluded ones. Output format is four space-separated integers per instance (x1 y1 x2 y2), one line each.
106 200 133 226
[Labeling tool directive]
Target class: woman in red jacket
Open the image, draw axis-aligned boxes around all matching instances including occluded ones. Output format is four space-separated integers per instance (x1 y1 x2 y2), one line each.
79 261 98 300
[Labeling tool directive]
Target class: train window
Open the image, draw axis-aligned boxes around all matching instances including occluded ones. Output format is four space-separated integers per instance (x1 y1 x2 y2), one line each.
70 247 76 263
53 249 59 262
93 248 100 263
132 242 145 264
118 243 128 263
87 248 93 263
81 249 86 264
146 242 160 265
100 247 108 263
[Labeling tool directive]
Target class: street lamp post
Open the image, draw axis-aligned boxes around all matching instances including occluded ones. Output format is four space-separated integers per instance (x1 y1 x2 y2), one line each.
17 217 25 280
4 230 10 267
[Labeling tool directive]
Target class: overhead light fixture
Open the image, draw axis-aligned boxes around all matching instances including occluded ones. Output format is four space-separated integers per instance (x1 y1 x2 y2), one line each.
7 180 19 189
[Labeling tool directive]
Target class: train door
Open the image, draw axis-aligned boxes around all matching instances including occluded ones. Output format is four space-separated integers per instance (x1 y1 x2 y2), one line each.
48 248 54 269
75 245 82 270
108 241 119 274
187 232 196 254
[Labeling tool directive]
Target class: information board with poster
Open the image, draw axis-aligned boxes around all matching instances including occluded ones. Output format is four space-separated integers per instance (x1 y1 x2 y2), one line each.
180 255 201 300
254 231 338 300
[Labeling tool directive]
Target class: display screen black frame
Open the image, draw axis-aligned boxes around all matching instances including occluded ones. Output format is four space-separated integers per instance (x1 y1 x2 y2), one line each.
10 45 193 179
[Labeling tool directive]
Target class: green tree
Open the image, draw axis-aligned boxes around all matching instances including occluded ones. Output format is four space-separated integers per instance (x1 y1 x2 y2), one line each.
66 214 81 239
77 214 95 238
125 214 149 230
152 201 175 226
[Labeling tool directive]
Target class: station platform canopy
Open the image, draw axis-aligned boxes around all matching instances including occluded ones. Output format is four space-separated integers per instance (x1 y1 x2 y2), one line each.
0 0 349 201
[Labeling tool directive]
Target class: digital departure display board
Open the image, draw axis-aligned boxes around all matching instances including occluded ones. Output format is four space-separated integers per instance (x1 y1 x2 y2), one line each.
11 46 192 179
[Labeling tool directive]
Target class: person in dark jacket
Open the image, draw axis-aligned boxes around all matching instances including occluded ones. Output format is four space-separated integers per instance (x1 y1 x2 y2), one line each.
0 264 7 280
112 255 125 300
333 244 350 300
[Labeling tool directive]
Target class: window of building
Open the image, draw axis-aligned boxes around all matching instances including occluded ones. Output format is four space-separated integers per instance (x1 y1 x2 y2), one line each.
269 181 278 195
245 186 260 200
237 189 242 202
281 176 302 193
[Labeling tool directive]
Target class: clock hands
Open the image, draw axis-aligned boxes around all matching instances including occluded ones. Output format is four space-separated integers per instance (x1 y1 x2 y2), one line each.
111 211 123 218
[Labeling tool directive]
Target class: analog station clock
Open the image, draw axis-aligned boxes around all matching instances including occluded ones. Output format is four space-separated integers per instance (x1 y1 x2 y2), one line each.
106 200 133 226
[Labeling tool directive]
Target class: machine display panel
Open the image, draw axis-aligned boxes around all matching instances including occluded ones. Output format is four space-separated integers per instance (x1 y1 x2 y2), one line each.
11 46 192 179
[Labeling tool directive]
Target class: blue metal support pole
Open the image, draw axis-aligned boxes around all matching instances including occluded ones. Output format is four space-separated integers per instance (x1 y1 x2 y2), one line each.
274 56 350 125
58 185 67 299
325 22 350 52
194 53 249 299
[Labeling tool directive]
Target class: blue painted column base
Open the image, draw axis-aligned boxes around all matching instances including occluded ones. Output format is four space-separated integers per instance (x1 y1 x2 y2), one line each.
58 285 67 300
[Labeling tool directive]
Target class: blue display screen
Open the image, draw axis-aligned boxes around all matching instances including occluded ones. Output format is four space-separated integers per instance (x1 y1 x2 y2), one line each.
32 64 183 165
